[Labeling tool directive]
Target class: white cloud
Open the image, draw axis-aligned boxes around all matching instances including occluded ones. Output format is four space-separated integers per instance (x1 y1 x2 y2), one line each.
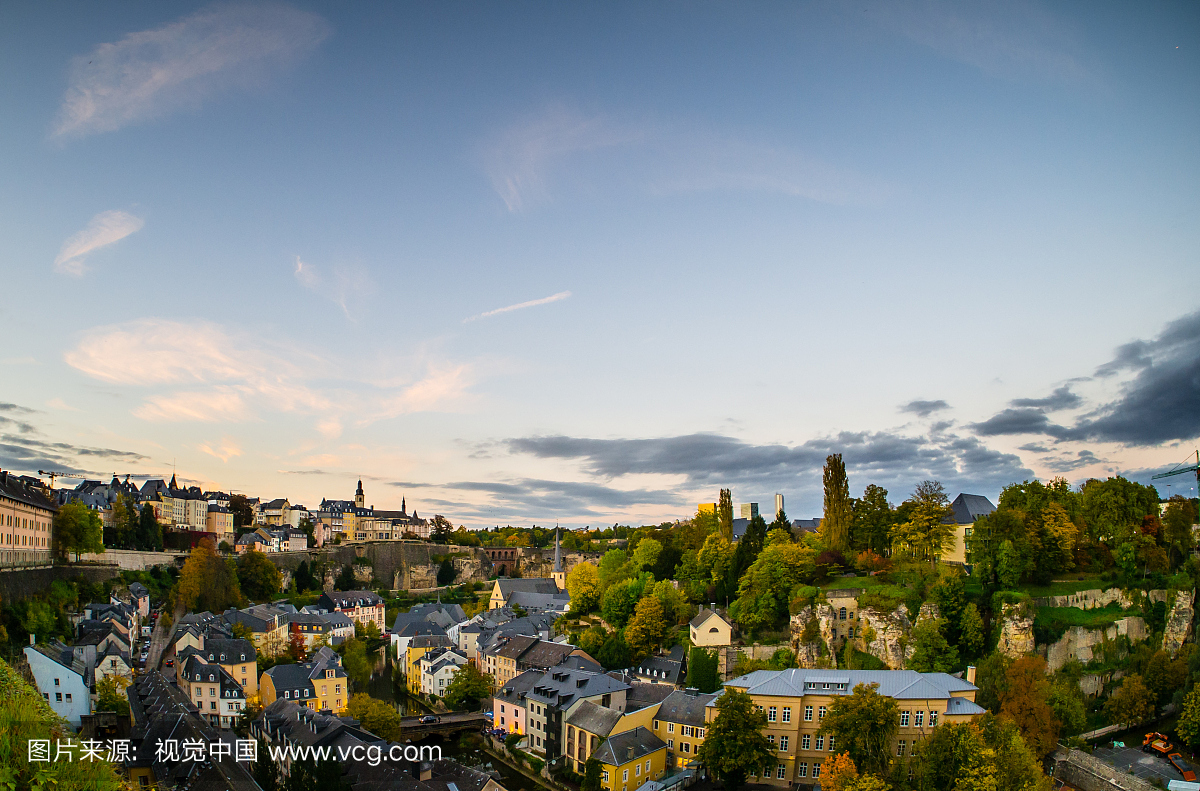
293 256 373 318
53 3 330 138
135 388 252 422
198 436 244 462
54 210 144 276
46 398 80 412
464 291 572 323
64 318 249 384
374 365 476 420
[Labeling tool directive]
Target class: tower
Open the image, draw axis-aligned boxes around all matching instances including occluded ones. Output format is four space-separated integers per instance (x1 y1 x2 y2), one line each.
775 493 785 519
355 479 365 510
552 525 566 591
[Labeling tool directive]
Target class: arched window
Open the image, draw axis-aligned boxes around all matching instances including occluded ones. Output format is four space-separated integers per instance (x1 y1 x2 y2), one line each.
839 607 847 620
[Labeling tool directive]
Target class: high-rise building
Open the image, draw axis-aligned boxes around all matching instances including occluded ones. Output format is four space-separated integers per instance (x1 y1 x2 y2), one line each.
775 493 785 518
739 503 759 520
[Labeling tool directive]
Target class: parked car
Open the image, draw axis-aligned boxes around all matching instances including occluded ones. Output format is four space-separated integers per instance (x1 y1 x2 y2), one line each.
419 715 440 724
165 658 174 667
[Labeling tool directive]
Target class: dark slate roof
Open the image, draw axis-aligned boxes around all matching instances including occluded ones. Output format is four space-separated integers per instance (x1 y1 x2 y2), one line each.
128 582 149 596
526 669 630 710
321 590 384 608
792 518 822 532
495 579 559 597
631 645 685 685
592 727 666 767
201 638 256 664
0 471 56 511
566 700 623 737
655 690 716 727
947 493 997 524
495 669 542 704
392 620 449 639
494 635 540 660
730 518 749 541
689 607 729 629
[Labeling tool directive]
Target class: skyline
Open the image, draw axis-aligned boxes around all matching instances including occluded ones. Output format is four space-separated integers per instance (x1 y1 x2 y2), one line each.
1 1 1198 527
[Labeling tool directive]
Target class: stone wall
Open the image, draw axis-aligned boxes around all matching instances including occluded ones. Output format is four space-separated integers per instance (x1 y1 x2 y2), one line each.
997 603 1035 658
789 602 914 670
264 542 498 591
79 549 188 570
0 564 120 603
1052 749 1158 791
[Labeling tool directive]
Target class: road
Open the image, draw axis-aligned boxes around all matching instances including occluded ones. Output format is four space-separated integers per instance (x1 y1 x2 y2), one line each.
399 712 490 736
145 603 184 672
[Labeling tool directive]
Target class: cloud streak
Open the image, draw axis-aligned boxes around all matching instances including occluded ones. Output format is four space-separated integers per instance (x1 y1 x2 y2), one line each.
54 211 144 276
293 256 373 318
463 291 572 323
53 3 330 138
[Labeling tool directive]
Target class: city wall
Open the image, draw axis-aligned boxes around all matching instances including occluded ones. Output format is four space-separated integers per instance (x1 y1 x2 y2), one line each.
0 563 121 603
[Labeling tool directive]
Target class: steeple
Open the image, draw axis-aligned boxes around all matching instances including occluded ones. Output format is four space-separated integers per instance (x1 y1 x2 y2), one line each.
354 479 365 509
552 524 566 591
402 497 406 514
169 472 178 490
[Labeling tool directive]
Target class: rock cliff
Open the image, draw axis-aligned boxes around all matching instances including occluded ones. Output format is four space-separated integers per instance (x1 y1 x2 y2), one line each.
1162 589 1195 655
997 603 1035 658
1043 617 1147 671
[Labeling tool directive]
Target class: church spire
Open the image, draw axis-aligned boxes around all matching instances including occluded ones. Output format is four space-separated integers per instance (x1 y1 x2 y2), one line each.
402 497 406 514
553 524 562 572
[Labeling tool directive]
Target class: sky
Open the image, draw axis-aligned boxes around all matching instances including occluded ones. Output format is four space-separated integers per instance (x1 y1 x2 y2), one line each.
1 1 1198 528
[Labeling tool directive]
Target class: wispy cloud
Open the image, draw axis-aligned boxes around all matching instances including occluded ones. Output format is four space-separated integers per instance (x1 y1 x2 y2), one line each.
463 291 572 323
54 210 144 276
53 3 330 138
199 437 243 462
900 399 950 418
293 256 373 318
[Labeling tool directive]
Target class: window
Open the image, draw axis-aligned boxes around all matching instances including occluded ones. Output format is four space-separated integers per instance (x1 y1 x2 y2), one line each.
840 607 847 620
915 711 924 728
668 723 674 733
635 765 642 777
777 765 787 779
602 772 609 783
667 740 674 749
623 770 629 782
897 740 906 756
285 691 290 699
818 706 826 720
768 706 777 722
645 760 651 773
682 743 690 753
54 678 60 687
654 720 660 730
801 734 811 750
900 711 910 727
698 729 705 738
813 764 821 779
828 735 836 751
930 711 938 726
798 763 808 778
55 693 62 701
804 706 813 722
815 735 824 751
768 735 776 747
782 707 791 723
779 736 789 752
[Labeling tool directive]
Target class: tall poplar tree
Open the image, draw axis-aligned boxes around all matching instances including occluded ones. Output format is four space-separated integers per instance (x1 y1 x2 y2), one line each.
822 454 852 551
718 489 734 540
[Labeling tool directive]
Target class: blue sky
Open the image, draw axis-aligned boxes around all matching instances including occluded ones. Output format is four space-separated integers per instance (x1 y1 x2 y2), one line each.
1 1 1198 527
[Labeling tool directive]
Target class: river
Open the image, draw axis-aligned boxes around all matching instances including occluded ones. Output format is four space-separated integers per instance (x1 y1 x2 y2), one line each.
358 647 544 791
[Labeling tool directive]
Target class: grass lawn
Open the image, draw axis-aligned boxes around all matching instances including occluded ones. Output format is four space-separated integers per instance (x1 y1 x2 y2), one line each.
1034 602 1135 629
825 575 882 590
1018 576 1110 598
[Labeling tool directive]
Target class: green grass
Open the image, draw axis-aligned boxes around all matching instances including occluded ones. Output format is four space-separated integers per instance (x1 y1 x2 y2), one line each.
825 576 875 590
1033 602 1138 645
1018 577 1110 598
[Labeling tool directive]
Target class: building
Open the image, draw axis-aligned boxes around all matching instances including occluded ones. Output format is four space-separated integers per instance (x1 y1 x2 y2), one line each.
630 645 686 687
523 668 631 758
252 698 386 783
483 635 596 687
419 646 469 697
714 668 985 786
258 498 292 526
128 582 150 617
565 699 661 774
220 604 290 656
260 646 349 711
943 493 997 565
0 470 56 566
407 634 455 694
317 589 386 632
24 641 92 727
205 505 234 544
592 727 668 791
739 503 759 520
651 688 716 767
493 669 540 734
689 608 732 647
190 636 259 696
774 493 785 519
177 651 247 728
489 578 561 610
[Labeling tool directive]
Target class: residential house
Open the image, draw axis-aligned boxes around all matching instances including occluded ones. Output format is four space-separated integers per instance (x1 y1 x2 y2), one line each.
24 641 91 727
689 608 732 647
651 688 716 767
221 604 290 656
177 649 247 728
407 634 455 694
94 646 134 685
493 668 541 735
0 469 56 566
713 668 985 786
943 493 997 565
489 578 561 610
419 646 469 697
630 645 686 687
252 698 385 783
260 646 349 711
258 498 292 526
593 727 668 791
235 528 275 553
206 505 235 544
128 582 150 617
565 699 660 774
318 589 386 632
523 668 631 758
484 635 597 687
193 636 259 696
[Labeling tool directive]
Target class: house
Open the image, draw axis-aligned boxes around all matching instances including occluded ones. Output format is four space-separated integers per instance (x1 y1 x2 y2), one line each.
177 650 247 728
206 505 235 543
0 469 56 566
24 641 91 727
94 646 134 684
493 669 541 735
483 635 597 687
259 498 292 526
652 688 716 767
593 726 668 791
273 528 308 552
220 605 290 656
942 493 997 565
689 608 732 647
419 646 469 697
235 529 274 553
489 578 561 610
714 668 985 786
630 645 686 687
523 668 631 758
407 634 455 694
317 590 386 632
193 636 258 696
565 699 661 774
260 646 349 712
252 698 385 782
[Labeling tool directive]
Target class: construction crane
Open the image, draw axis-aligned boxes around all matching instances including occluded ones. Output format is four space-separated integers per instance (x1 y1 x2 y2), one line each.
1152 450 1200 498
37 470 89 490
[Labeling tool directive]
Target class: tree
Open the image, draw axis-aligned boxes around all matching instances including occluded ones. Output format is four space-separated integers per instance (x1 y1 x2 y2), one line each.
437 558 456 586
822 454 853 551
581 758 603 791
136 503 162 551
697 688 775 791
601 576 648 628
1105 673 1154 729
974 652 1012 714
687 647 720 693
339 638 371 687
632 538 662 571
733 515 768 579
108 492 137 548
596 630 631 670
1048 678 1087 737
959 603 985 658
253 736 279 791
731 540 817 634
822 753 860 791
1040 502 1078 572
1164 496 1199 566
1177 686 1200 748
906 619 958 673
996 656 1059 759
96 675 130 715
567 562 601 614
852 485 893 555
53 502 104 562
598 549 629 589
769 507 791 534
298 517 315 548
718 489 734 541
892 481 954 564
294 560 317 592
178 537 243 613
430 515 454 543
443 663 493 710
698 533 736 589
345 693 404 739
625 596 668 659
819 682 899 776
229 494 255 531
929 571 966 646
650 579 687 625
238 548 283 601
335 564 357 591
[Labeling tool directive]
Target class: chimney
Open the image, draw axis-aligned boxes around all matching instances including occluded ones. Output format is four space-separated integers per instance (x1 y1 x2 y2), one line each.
685 687 698 697
626 747 634 761
966 666 976 685
29 635 35 646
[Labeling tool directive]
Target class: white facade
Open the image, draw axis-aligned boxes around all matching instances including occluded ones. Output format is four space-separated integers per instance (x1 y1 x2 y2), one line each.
420 651 467 697
24 646 91 728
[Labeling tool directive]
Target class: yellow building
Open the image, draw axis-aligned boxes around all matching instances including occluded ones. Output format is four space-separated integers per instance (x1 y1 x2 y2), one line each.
651 689 716 767
593 726 668 791
260 646 348 712
565 700 659 773
407 634 455 695
0 471 56 566
688 608 732 647
941 494 997 565
713 668 985 786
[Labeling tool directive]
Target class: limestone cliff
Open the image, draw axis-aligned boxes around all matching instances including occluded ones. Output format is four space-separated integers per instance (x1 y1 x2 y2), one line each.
862 605 914 669
1043 617 1147 671
1162 589 1195 656
997 602 1035 658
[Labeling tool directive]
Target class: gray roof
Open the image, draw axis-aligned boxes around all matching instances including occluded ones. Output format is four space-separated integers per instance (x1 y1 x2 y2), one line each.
506 590 571 610
632 646 684 685
495 578 559 597
566 700 623 737
201 637 256 664
592 727 666 767
947 493 996 525
946 696 986 715
321 590 384 608
723 668 978 700
0 472 57 511
129 582 149 596
689 607 729 629
655 690 716 727
526 668 630 710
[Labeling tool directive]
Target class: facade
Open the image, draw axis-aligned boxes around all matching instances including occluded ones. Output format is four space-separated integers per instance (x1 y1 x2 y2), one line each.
197 637 259 696
943 493 997 565
221 605 290 656
651 689 715 767
593 727 668 791
259 646 349 711
565 699 659 774
489 578 560 610
0 470 56 566
178 651 247 728
713 668 985 787
24 643 91 728
688 608 732 647
317 589 386 632
419 647 468 696
406 634 455 694
206 505 235 543
524 669 630 758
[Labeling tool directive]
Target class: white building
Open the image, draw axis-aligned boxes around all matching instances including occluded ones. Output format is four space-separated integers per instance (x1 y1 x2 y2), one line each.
420 647 468 697
25 642 92 728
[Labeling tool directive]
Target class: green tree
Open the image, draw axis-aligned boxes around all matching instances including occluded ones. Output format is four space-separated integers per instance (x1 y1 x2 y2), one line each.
1105 673 1154 729
906 618 958 673
253 735 280 791
178 537 243 613
996 540 1022 589
294 560 316 592
1177 686 1200 748
238 548 283 601
698 533 736 589
443 663 493 710
598 549 629 590
697 688 775 791
819 682 899 775
136 503 162 551
601 575 649 628
650 579 687 625
892 481 954 565
929 571 966 646
1048 678 1087 737
597 630 631 670
339 638 371 687
581 758 603 791
959 603 985 658
335 564 357 591
53 501 104 562
96 675 130 715
1164 496 1199 566
733 514 768 579
229 494 256 531
625 596 668 659
567 562 601 614
852 485 893 555
437 558 456 585
687 647 720 693
822 454 853 551
632 538 662 572
730 540 817 634
974 652 1012 714
769 507 791 534
718 489 734 541
345 693 404 739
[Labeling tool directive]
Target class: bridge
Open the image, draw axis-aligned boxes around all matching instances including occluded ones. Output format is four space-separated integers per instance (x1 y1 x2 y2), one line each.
399 712 490 739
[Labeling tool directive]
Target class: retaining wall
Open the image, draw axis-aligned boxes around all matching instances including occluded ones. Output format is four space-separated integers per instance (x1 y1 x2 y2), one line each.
0 564 121 602
1052 749 1158 791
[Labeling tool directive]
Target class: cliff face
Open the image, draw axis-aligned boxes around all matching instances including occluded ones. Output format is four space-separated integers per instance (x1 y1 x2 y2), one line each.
1043 617 1147 671
997 603 1035 658
1162 589 1195 656
789 604 834 668
862 605 915 669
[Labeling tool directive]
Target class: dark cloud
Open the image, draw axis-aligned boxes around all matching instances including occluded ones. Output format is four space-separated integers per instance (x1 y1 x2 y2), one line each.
1010 386 1081 411
0 415 37 434
971 311 1200 445
1018 443 1050 453
900 400 950 418
0 403 37 414
1043 450 1105 473
0 435 148 477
